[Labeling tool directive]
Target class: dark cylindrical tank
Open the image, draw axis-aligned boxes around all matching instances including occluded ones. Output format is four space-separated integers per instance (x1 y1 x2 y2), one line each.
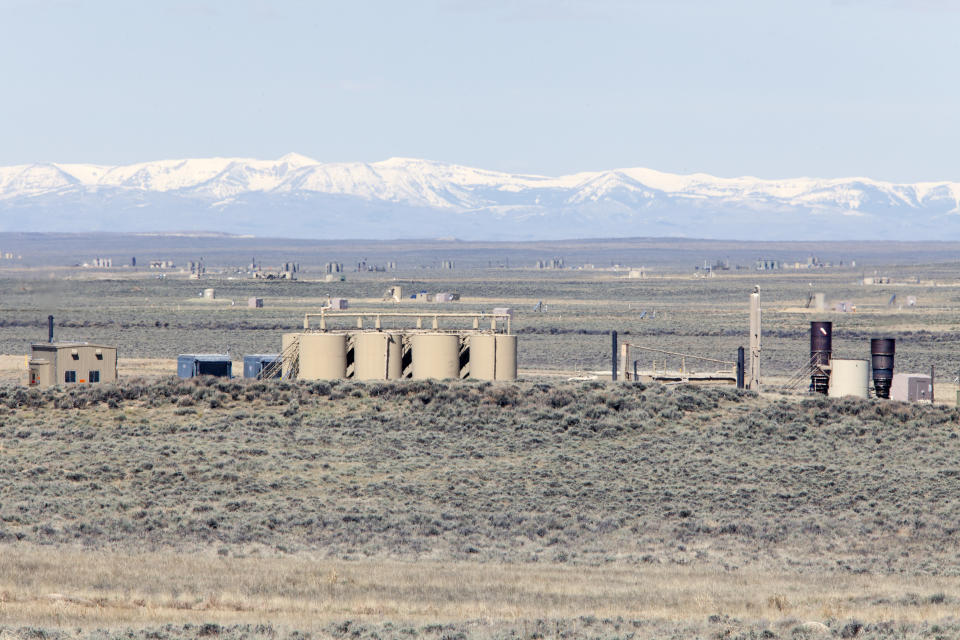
611 330 618 381
736 346 745 390
48 315 54 343
810 321 832 394
871 338 895 399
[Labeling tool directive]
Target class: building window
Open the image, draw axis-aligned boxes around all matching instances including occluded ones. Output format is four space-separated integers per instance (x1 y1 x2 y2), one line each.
64 370 77 383
89 370 100 383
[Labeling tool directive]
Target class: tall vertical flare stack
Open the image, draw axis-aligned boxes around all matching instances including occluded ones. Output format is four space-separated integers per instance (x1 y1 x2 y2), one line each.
870 338 895 399
810 321 832 394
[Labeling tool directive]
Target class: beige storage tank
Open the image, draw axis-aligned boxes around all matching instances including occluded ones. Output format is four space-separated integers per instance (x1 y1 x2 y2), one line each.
494 334 518 381
469 334 497 380
298 333 347 380
469 334 518 381
411 333 461 379
828 359 869 399
353 332 403 380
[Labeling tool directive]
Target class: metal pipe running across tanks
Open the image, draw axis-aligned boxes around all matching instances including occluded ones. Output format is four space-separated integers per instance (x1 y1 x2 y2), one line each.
304 311 512 334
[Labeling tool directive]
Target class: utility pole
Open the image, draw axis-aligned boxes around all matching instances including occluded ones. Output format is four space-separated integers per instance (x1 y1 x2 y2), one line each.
749 286 761 391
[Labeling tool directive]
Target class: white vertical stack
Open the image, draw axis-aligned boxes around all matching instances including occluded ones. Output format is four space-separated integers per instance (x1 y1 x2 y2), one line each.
749 287 761 391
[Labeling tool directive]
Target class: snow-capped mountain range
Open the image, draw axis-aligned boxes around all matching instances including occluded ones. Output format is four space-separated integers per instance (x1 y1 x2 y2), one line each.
1 154 958 240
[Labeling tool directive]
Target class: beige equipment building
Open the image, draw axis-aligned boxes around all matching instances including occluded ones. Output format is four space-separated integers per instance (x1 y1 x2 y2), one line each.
28 342 118 387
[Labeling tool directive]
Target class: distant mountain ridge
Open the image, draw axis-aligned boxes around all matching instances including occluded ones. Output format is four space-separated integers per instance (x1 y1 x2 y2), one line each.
1 154 958 240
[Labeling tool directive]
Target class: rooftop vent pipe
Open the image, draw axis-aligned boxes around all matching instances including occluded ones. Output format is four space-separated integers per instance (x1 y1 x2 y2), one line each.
48 315 54 343
810 321 832 394
870 338 895 399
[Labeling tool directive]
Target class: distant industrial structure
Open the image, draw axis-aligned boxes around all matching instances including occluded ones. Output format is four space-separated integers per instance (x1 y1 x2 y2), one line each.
327 297 349 310
383 286 403 302
536 258 565 269
755 256 853 271
356 259 396 272
252 261 298 280
188 260 206 278
412 291 461 303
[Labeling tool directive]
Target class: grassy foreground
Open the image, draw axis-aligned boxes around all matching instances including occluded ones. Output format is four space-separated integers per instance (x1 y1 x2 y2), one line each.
1 546 960 638
1 378 960 638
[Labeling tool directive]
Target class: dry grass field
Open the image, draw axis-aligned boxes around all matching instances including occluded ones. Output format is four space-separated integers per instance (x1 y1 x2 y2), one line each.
2 546 960 638
4 237 960 638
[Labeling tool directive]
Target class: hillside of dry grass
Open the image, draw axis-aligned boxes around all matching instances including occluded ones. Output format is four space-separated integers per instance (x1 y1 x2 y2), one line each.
3 378 960 639
1 379 959 573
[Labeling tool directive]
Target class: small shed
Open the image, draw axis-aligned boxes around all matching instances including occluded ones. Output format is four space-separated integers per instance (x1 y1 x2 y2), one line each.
434 292 460 302
890 373 932 402
243 354 280 379
28 342 118 387
492 307 513 317
248 297 263 308
203 288 216 299
177 354 232 379
328 298 348 310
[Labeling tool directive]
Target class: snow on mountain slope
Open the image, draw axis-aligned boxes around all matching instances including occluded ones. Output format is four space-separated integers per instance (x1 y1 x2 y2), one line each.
0 163 81 196
1 154 959 239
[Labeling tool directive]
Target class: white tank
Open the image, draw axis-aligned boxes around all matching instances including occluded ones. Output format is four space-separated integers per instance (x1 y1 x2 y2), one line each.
411 333 461 379
828 359 869 399
298 333 348 380
353 332 403 380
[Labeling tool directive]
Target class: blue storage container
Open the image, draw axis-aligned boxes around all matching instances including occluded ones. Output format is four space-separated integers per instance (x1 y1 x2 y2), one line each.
177 354 232 379
243 354 280 379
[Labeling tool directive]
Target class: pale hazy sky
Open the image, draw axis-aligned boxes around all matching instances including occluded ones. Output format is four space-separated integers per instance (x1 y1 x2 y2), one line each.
2 0 958 181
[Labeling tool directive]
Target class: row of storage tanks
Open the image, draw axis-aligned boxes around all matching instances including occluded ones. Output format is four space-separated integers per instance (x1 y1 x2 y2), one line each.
282 331 518 381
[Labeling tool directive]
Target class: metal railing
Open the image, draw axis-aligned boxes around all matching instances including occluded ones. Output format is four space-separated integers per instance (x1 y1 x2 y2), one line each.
258 335 300 380
621 343 736 381
303 311 512 334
